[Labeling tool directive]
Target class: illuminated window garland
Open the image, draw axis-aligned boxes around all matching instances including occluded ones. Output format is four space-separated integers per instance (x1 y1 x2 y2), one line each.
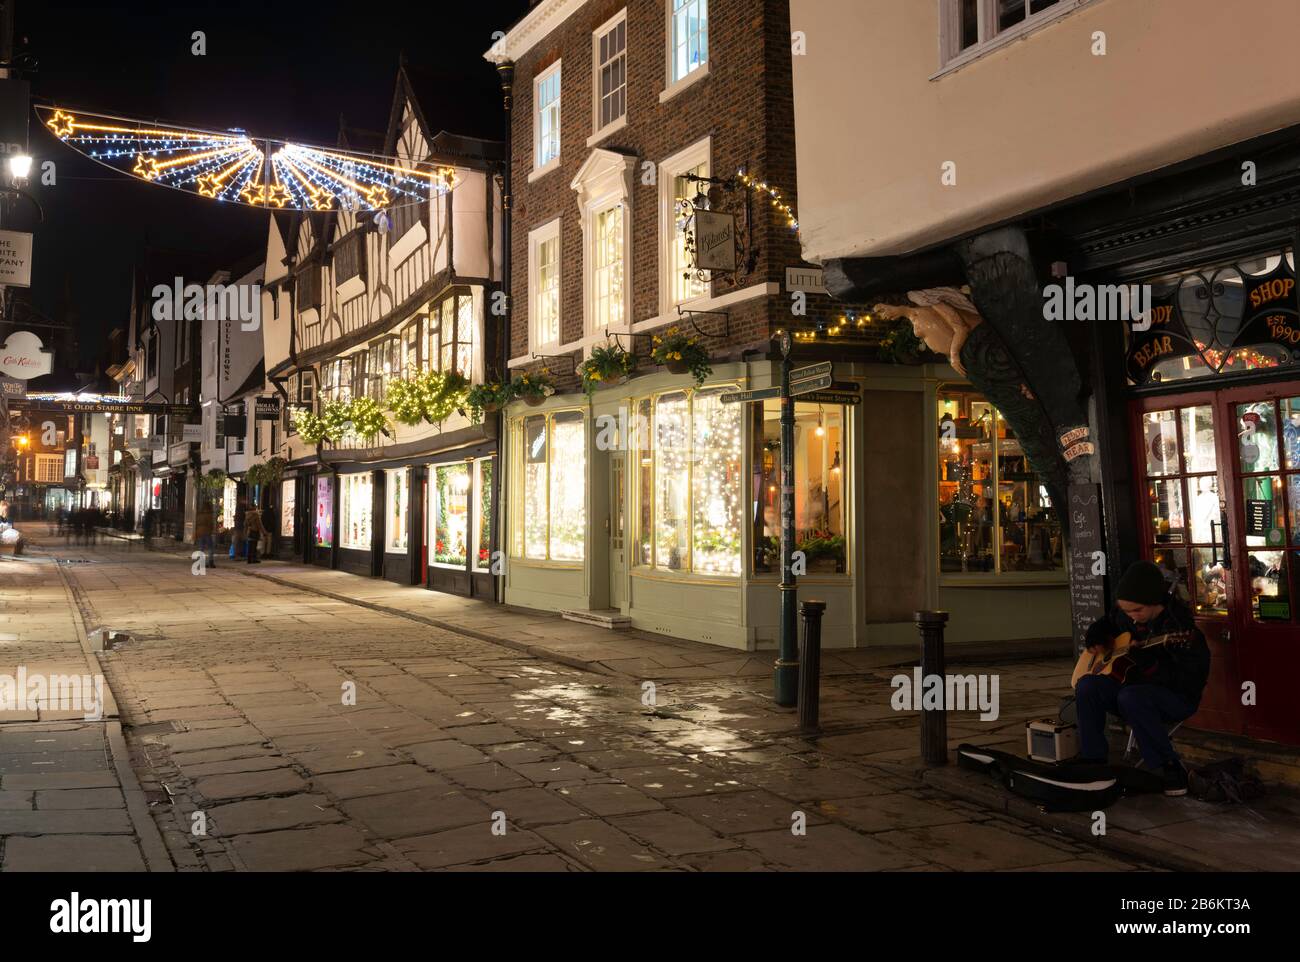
39 107 459 212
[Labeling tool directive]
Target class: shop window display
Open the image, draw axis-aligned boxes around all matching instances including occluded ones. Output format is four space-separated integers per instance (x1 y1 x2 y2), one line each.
280 479 295 537
434 464 469 566
1236 398 1300 622
751 400 847 574
315 476 333 548
387 468 408 552
339 473 372 550
475 459 493 570
937 388 1062 575
514 411 587 563
636 388 742 575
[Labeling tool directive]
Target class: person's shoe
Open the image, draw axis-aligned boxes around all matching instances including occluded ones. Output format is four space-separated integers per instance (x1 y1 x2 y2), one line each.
1163 761 1189 796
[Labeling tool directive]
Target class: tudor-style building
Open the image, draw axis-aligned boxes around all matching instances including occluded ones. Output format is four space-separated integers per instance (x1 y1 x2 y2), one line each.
791 0 1300 746
261 63 505 597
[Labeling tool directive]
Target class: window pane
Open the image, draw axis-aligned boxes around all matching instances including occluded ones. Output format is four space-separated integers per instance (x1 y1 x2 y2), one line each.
434 464 469 566
937 392 995 572
959 0 979 49
672 0 708 82
1149 479 1186 544
549 412 586 561
1248 549 1291 622
388 468 408 551
1192 546 1229 616
524 416 548 560
995 420 1062 572
1238 402 1280 472
1283 396 1300 470
340 473 372 550
673 164 709 303
476 459 493 570
595 205 624 329
1187 474 1220 544
997 0 1027 32
1143 410 1179 476
1241 474 1286 550
1029 0 1059 12
1175 405 1215 474
457 296 475 377
635 398 653 566
692 390 743 575
655 392 691 570
536 235 560 347
441 299 455 373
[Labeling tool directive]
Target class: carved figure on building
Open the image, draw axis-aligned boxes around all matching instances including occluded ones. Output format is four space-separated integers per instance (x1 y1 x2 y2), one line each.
872 287 984 375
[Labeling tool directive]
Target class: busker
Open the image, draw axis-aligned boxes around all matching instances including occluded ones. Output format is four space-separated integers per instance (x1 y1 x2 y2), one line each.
1074 560 1211 797
243 504 265 565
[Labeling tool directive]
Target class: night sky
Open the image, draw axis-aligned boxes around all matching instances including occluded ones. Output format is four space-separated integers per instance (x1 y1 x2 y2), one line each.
14 0 531 369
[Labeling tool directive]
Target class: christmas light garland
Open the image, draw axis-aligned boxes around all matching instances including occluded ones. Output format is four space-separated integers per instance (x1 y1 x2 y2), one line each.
38 106 459 212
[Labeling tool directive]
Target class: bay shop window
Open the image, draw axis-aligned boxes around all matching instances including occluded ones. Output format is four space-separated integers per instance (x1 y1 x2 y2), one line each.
511 411 587 563
937 387 1063 576
751 400 848 575
431 458 495 570
635 388 744 576
426 292 477 379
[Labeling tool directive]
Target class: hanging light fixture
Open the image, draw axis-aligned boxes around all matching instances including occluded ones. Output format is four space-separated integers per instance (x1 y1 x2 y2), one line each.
815 406 826 438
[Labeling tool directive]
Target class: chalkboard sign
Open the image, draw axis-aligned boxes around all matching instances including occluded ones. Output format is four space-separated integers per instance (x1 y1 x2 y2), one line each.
1066 484 1107 651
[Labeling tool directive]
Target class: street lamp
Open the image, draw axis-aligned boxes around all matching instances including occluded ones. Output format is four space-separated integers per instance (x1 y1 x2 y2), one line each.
6 153 32 187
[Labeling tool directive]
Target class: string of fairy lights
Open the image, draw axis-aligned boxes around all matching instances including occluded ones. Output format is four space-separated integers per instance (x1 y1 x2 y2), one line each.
38 107 458 212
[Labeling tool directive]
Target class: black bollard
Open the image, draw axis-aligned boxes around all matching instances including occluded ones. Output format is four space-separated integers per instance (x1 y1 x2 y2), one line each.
915 610 949 766
798 600 826 734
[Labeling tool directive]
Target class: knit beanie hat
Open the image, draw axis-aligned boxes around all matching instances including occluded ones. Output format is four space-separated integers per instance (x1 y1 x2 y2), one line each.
1115 560 1169 605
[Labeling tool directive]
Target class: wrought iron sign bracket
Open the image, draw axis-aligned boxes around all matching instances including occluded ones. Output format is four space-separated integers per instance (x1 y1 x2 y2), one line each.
529 351 578 374
604 329 654 353
675 306 731 341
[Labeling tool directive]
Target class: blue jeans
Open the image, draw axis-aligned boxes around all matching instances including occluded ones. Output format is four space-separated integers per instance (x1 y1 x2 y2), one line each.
1075 673 1196 769
197 534 215 563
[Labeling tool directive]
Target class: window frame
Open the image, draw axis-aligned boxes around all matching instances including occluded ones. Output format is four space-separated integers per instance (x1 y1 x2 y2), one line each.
532 60 563 179
339 471 374 551
510 408 588 566
938 0 1086 73
658 136 712 314
664 0 710 98
528 218 563 351
591 9 629 142
333 230 366 287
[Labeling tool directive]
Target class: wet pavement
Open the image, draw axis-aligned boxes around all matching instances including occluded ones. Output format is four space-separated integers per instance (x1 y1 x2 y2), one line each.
9 534 1163 872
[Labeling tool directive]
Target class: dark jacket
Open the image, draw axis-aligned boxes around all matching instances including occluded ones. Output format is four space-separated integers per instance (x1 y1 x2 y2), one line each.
1087 599 1211 706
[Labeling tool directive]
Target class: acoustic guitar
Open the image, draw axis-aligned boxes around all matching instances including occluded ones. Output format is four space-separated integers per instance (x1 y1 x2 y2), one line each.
1070 630 1193 688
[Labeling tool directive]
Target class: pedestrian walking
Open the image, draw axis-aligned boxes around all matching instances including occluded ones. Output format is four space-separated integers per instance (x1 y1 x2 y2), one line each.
260 499 275 558
195 498 217 569
230 499 247 560
244 505 265 564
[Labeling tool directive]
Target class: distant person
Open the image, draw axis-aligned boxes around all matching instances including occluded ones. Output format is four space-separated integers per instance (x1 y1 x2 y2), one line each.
195 498 216 569
243 505 265 565
260 500 275 558
230 499 247 560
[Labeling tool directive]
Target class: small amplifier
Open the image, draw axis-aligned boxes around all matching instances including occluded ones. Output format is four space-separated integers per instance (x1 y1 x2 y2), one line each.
1026 717 1078 763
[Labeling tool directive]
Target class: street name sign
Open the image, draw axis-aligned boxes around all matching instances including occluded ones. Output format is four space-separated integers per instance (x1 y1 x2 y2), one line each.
719 386 782 405
790 373 833 395
795 390 862 406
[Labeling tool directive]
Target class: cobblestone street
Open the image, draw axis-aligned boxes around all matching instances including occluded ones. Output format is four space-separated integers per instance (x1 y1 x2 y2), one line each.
0 537 1162 872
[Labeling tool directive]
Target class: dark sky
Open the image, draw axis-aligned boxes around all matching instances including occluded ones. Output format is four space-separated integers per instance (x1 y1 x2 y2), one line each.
14 0 530 368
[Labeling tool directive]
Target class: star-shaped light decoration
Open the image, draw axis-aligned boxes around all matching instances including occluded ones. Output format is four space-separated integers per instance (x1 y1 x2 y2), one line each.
38 106 459 212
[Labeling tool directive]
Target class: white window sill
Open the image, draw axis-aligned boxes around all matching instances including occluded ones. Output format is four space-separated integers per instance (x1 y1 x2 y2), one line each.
528 159 562 184
931 0 1090 81
659 63 710 104
586 115 628 148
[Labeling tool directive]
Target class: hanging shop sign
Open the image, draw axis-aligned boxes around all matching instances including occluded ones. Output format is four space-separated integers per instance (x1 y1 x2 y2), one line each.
0 230 33 288
0 376 25 399
181 423 204 443
0 331 52 379
1059 425 1095 462
692 209 737 273
255 396 280 420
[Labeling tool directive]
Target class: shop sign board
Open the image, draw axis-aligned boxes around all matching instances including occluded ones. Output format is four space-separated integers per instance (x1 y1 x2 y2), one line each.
1066 484 1107 650
795 390 861 406
692 209 737 273
255 396 280 420
0 376 24 399
181 423 204 443
0 331 52 379
0 230 33 288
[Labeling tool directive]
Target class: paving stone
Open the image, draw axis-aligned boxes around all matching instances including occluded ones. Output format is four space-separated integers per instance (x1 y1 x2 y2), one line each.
193 769 310 801
1 835 146 872
0 750 110 775
398 823 550 869
606 764 749 798
35 788 125 810
174 754 296 778
0 729 106 753
876 821 1080 871
208 793 340 835
159 726 268 753
292 747 403 775
815 793 973 833
679 849 773 872
511 760 601 784
442 762 532 792
0 771 119 791
610 811 737 855
0 809 133 834
480 787 590 828
557 782 664 817
536 819 668 871
339 787 493 839
313 765 450 800
456 853 582 872
669 790 828 836
404 740 490 771
740 824 924 871
0 789 33 809
230 823 375 871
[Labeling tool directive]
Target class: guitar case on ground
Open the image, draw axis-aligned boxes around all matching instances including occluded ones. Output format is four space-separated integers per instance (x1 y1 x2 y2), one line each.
956 744 1162 812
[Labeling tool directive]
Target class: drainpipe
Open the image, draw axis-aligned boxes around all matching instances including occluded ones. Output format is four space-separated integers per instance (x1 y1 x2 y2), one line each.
493 61 515 605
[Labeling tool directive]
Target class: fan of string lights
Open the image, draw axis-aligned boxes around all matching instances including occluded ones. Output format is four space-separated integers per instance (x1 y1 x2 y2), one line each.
38 106 458 212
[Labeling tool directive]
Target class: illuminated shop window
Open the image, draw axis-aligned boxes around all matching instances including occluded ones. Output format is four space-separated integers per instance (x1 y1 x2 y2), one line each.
433 464 469 566
937 387 1063 576
514 411 587 563
751 400 848 575
475 459 494 570
635 387 741 575
387 467 408 552
340 473 372 550
280 479 295 537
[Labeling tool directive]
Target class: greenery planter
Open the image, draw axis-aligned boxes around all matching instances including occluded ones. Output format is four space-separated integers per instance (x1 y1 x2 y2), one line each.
523 394 545 407
665 359 691 375
482 401 500 415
